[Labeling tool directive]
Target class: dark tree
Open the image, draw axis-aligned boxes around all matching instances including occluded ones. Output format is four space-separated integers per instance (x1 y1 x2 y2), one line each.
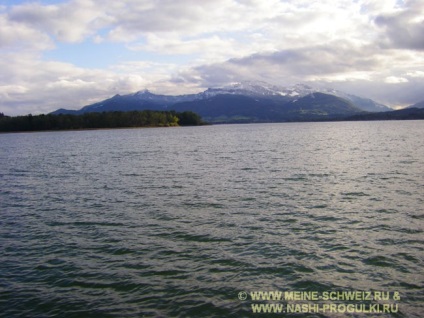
177 111 204 126
0 110 204 132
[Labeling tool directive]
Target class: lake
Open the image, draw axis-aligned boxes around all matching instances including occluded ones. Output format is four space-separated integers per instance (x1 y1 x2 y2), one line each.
1 121 423 317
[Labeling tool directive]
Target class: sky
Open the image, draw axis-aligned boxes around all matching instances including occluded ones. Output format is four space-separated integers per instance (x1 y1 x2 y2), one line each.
0 0 423 115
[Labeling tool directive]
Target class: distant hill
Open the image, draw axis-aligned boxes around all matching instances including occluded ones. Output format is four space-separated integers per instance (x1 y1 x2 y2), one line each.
344 107 424 121
51 81 394 123
407 100 424 109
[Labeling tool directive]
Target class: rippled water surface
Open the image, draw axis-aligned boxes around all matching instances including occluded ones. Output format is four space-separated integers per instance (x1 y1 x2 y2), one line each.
1 121 423 317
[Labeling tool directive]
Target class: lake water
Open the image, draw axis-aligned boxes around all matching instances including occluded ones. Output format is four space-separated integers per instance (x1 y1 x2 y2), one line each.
0 121 423 317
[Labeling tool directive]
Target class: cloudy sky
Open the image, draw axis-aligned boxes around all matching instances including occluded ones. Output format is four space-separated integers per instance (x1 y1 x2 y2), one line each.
0 0 423 115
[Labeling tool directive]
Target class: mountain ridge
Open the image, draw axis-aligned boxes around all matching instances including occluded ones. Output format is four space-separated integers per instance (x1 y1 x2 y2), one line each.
407 100 424 109
51 81 396 123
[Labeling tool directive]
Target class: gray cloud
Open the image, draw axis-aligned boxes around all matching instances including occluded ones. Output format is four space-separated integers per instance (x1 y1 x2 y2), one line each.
230 45 382 75
172 41 424 107
374 0 424 50
9 0 103 42
0 15 53 50
178 42 384 86
103 0 245 42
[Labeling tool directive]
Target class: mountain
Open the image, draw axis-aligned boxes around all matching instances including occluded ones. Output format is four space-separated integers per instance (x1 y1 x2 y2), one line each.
50 90 199 115
51 81 392 123
407 100 424 109
171 91 362 122
200 81 391 112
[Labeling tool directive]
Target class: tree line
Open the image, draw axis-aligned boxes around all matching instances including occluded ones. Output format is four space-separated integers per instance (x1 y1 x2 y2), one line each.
0 110 205 132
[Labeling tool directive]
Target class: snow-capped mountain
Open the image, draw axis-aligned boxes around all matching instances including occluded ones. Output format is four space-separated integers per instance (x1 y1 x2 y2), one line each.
199 81 318 99
201 81 391 112
201 81 291 97
314 88 391 112
51 80 393 122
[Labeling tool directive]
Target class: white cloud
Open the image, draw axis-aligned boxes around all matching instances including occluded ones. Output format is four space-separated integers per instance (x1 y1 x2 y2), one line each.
128 33 243 64
0 85 29 101
407 71 424 78
0 54 155 115
385 76 409 83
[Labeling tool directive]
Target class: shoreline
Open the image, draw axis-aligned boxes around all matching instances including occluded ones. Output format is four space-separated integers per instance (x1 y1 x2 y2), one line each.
0 125 183 134
1 118 423 134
